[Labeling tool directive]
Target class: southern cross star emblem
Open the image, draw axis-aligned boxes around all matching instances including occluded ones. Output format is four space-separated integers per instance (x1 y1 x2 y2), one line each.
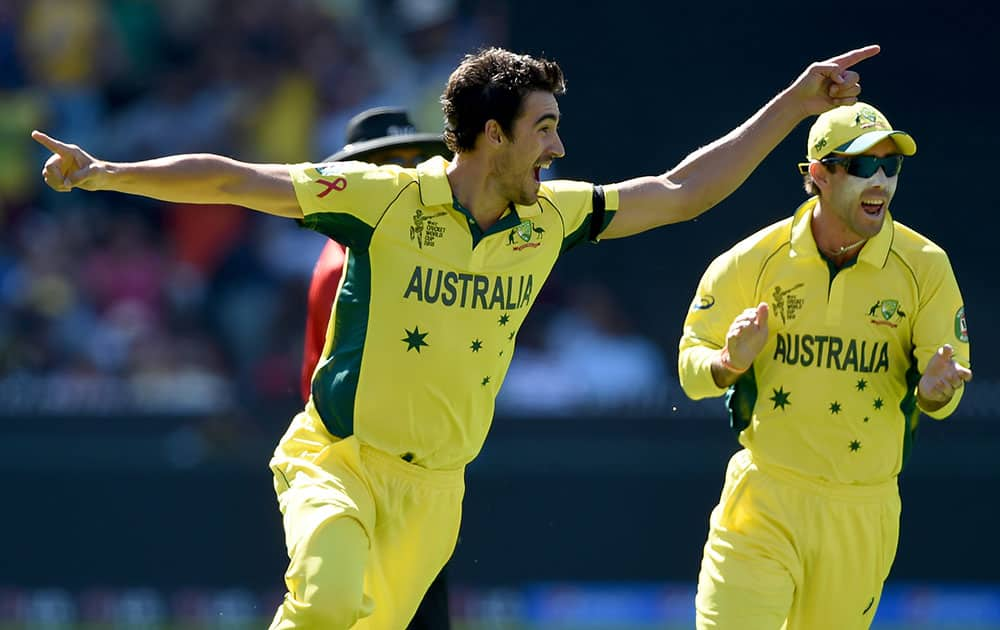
770 387 791 411
402 326 429 352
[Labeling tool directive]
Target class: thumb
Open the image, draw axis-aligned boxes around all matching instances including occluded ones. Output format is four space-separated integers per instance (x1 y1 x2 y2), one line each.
756 302 769 327
938 344 955 361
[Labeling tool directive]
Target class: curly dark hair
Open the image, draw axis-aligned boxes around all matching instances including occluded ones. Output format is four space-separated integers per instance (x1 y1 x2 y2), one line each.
440 48 566 153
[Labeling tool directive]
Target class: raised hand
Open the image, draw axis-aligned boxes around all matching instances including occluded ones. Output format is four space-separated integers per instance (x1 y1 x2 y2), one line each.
723 302 770 372
918 344 973 406
32 130 102 192
788 45 881 117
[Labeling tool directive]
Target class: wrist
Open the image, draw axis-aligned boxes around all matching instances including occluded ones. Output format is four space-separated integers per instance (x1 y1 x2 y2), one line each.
86 160 113 191
719 347 750 375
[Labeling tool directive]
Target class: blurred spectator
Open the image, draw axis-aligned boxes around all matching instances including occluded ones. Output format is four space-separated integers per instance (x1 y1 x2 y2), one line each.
0 1 676 425
498 282 669 416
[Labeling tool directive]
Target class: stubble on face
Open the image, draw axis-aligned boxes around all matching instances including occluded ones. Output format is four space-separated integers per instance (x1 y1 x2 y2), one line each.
491 91 561 207
490 144 539 207
823 139 900 241
827 172 896 240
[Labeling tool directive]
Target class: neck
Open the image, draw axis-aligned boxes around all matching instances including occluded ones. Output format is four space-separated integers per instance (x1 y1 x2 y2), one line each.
447 153 509 230
810 200 868 264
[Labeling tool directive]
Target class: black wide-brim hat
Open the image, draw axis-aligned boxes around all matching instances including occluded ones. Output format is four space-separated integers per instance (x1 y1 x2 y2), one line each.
324 106 450 162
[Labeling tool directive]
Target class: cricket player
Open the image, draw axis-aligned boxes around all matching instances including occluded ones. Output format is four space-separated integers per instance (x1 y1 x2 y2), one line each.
301 107 454 630
35 44 878 629
678 102 972 629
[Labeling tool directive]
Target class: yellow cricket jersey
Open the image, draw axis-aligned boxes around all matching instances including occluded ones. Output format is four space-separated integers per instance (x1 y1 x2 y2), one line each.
679 198 970 484
289 156 618 470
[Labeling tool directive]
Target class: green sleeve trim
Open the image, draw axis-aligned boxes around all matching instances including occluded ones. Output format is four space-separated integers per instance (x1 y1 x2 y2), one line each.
310 248 371 438
725 366 758 433
560 186 615 253
899 362 922 471
302 212 375 251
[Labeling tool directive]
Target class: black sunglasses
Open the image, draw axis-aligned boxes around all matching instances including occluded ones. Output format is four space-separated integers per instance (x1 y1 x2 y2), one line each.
821 154 904 178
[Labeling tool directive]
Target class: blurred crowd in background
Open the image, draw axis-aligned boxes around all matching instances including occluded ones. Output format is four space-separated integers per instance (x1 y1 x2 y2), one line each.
0 0 670 423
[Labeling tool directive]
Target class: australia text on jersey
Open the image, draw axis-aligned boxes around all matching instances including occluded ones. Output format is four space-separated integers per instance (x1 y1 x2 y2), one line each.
772 333 890 373
403 265 534 310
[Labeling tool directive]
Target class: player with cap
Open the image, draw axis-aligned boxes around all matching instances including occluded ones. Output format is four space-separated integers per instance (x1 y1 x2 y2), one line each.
301 107 453 630
33 43 879 629
678 101 972 629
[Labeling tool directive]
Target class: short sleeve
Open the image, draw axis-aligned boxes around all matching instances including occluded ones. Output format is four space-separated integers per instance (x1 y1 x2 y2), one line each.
538 180 619 253
289 161 413 250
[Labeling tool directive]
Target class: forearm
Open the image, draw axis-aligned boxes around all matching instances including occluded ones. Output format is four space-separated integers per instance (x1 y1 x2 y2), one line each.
678 345 735 400
603 89 807 238
664 88 804 216
96 155 301 218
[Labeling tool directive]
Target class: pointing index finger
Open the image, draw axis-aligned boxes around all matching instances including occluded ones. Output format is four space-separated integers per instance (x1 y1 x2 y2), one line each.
825 44 881 71
31 130 70 154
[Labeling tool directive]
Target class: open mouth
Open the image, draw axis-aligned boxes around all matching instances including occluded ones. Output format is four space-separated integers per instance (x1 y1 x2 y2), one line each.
861 199 885 216
533 166 541 183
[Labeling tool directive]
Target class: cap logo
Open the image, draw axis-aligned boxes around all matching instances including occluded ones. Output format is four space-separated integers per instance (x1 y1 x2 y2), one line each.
855 107 887 130
813 137 828 154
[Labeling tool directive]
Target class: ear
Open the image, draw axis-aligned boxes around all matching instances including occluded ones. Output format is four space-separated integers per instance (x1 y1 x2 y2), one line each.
808 160 832 192
484 119 506 147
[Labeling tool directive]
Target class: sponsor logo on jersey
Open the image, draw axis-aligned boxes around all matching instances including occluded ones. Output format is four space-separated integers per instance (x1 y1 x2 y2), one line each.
867 298 907 328
772 283 805 322
772 333 889 373
955 306 968 342
403 266 534 310
507 220 544 250
409 209 447 249
692 295 715 310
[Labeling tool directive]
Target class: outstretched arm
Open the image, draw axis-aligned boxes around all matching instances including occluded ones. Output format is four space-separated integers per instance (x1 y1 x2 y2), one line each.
602 45 880 239
32 131 303 218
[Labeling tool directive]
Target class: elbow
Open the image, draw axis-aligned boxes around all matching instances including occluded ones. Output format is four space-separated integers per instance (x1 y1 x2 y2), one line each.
677 353 706 400
667 179 719 223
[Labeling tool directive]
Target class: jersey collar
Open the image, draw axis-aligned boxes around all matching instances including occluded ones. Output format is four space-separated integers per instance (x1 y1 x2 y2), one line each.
415 156 542 218
789 196 893 268
415 156 454 207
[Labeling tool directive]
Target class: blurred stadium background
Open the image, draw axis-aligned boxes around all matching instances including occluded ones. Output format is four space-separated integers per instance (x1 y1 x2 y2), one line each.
1 0 997 628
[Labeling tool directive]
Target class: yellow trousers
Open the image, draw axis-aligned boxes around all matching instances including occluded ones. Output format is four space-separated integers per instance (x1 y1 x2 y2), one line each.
696 449 900 630
268 411 464 629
